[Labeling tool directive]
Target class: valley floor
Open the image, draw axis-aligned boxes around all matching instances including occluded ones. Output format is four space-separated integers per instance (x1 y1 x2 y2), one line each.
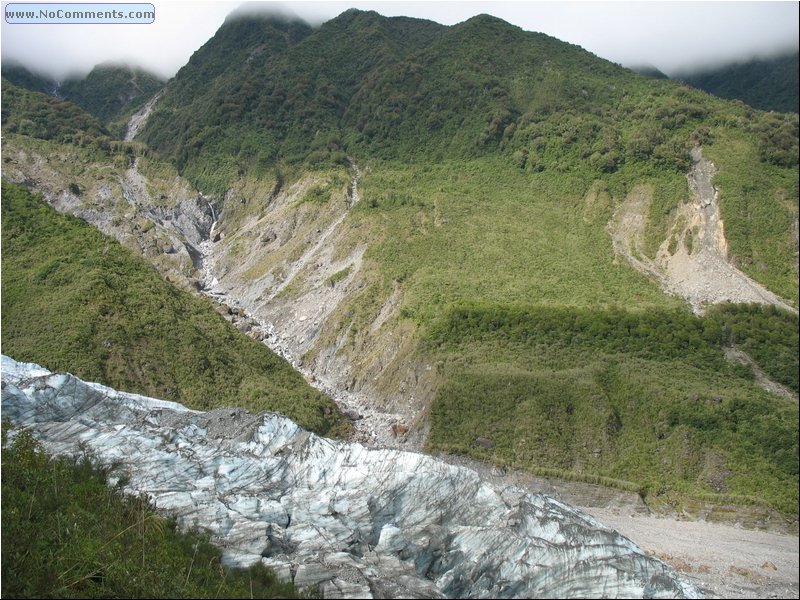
436 452 798 599
586 508 799 600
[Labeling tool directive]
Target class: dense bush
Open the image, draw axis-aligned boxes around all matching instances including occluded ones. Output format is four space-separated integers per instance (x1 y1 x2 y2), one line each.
424 302 799 516
676 51 799 114
427 303 727 368
59 64 164 124
1 78 109 143
709 303 799 392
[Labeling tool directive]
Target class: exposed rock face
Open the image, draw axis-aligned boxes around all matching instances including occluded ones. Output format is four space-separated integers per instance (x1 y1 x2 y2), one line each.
608 146 796 315
1 356 699 599
196 165 425 448
655 146 794 314
125 89 164 141
1 93 216 291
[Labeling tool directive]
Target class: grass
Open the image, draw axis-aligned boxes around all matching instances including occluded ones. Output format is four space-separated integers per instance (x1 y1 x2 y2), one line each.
4 12 797 525
703 127 800 304
421 303 799 517
1 424 314 599
353 158 685 322
267 155 797 518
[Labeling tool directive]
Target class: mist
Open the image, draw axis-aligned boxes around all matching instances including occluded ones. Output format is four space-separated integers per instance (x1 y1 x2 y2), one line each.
668 48 800 79
2 1 798 82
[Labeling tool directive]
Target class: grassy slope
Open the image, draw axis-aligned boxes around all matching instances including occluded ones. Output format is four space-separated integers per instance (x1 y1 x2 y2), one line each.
4 11 797 519
704 126 800 302
422 303 798 515
1 426 312 599
139 11 798 306
355 158 682 316
339 157 799 516
1 181 349 437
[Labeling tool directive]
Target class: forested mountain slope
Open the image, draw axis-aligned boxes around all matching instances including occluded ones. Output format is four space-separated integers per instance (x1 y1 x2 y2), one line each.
675 51 799 114
2 9 797 520
60 63 165 129
2 62 164 135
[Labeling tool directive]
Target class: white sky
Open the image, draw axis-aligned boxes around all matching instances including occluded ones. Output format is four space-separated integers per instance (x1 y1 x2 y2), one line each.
1 1 798 80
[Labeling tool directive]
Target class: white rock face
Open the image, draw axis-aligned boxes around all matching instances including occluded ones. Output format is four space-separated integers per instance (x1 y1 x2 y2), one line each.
1 356 699 599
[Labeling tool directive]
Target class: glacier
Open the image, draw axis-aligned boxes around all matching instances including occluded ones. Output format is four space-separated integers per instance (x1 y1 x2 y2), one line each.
1 355 699 599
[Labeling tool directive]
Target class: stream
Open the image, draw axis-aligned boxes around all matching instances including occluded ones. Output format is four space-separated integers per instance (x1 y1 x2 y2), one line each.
196 161 412 448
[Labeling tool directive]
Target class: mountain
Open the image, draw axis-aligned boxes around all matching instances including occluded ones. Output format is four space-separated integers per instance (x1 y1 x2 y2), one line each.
1 181 347 436
1 61 164 135
674 51 799 114
628 64 669 80
142 10 650 191
2 8 798 525
140 10 445 187
60 63 165 126
1 61 58 94
1 76 109 142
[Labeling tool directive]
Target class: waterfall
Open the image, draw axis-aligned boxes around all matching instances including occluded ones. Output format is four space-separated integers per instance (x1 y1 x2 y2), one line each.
207 201 218 238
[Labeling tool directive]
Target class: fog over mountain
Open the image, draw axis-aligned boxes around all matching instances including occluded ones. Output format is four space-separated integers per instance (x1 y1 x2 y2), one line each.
2 3 798 597
674 50 799 114
1 1 798 80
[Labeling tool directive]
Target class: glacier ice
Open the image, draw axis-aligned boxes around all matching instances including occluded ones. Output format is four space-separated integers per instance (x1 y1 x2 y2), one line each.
1 355 699 598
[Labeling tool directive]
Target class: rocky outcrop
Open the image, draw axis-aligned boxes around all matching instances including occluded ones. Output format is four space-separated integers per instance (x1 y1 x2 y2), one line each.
608 146 796 315
125 89 164 142
1 356 699 599
196 164 426 447
1 139 215 289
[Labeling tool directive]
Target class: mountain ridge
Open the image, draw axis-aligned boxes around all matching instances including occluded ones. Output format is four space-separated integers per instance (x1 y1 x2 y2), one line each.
2 7 797 527
674 50 799 114
1 61 165 131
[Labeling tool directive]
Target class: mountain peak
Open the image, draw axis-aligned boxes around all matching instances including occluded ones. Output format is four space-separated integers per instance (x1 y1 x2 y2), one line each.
222 2 309 27
462 13 517 26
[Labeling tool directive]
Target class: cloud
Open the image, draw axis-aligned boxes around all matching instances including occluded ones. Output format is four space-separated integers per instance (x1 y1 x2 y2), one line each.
2 1 797 80
1 1 239 79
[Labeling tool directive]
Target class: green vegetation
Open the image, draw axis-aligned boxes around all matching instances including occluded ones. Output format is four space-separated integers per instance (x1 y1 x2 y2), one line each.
139 10 797 303
709 303 800 392
423 302 799 516
60 63 164 128
1 77 109 144
326 266 353 286
675 51 799 114
352 158 685 322
1 182 349 437
3 8 797 524
2 62 164 136
1 62 57 94
1 425 312 599
703 125 799 302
